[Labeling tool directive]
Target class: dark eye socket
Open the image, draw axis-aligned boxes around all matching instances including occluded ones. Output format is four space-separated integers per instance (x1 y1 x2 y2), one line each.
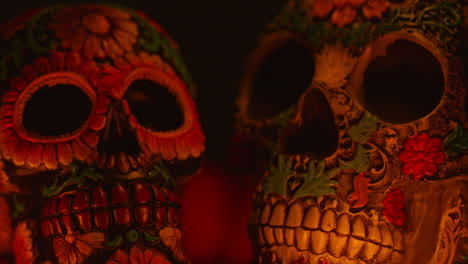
248 40 315 120
22 84 93 136
363 39 444 124
124 79 185 132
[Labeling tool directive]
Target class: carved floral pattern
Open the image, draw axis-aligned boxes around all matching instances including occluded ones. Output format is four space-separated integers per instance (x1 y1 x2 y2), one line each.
106 246 171 264
310 0 388 27
1 52 108 169
52 232 105 264
99 52 205 160
49 5 138 59
12 221 35 264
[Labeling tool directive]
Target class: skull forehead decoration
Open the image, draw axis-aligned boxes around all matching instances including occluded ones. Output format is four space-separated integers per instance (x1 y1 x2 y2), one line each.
236 0 468 263
0 3 204 264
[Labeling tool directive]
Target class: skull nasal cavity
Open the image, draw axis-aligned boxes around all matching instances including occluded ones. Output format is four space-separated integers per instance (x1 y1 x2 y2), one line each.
125 79 184 132
248 40 315 120
282 89 338 159
98 104 140 156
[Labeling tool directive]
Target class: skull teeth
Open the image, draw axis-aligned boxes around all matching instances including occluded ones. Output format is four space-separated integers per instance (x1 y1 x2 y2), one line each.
250 201 404 263
40 181 180 237
96 152 147 173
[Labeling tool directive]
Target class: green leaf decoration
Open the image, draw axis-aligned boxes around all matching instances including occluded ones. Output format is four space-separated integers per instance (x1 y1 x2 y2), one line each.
338 144 370 173
105 235 123 248
349 111 379 143
43 163 103 197
148 161 173 186
293 161 339 199
133 13 162 53
144 232 160 243
444 123 468 156
275 107 295 129
262 155 295 196
26 6 59 53
11 194 25 219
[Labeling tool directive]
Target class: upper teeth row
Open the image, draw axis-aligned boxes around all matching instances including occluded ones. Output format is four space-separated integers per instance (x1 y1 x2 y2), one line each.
250 201 404 263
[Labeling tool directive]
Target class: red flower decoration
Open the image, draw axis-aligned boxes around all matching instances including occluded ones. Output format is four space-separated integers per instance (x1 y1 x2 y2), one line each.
311 0 388 27
53 231 105 264
399 134 445 180
99 52 205 161
106 246 171 264
382 188 406 227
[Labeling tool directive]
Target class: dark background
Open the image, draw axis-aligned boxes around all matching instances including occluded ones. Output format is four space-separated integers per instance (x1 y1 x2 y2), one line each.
0 1 286 263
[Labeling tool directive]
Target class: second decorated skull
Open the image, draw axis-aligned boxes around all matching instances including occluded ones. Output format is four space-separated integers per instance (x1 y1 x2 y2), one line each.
237 0 468 263
0 3 204 264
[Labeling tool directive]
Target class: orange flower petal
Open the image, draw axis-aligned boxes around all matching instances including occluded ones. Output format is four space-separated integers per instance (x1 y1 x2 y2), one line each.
331 6 357 28
65 53 81 72
312 0 334 17
57 143 73 166
105 8 130 19
43 144 59 169
0 103 14 119
33 57 51 75
92 35 106 59
101 37 119 59
159 138 176 160
9 76 28 91
21 65 38 82
71 139 92 161
175 137 190 160
88 114 106 131
26 143 44 168
114 20 138 37
69 28 88 51
112 28 134 52
146 136 160 154
2 89 19 104
82 35 96 59
50 52 65 72
80 131 99 148
12 140 30 166
1 129 18 159
186 132 203 158
78 61 98 78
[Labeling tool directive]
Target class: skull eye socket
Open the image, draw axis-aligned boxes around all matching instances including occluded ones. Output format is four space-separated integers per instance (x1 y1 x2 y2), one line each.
363 39 444 124
246 38 315 120
124 79 185 132
21 84 93 137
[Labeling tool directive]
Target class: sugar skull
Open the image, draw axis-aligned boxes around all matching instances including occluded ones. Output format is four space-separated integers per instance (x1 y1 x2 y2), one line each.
236 0 468 263
0 3 204 263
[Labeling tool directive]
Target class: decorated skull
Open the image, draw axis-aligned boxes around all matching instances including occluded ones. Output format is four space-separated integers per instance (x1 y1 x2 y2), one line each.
0 3 204 264
236 0 468 263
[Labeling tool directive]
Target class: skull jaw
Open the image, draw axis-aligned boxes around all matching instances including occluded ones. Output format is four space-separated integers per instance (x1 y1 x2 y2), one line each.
250 176 468 264
402 176 468 264
28 164 188 264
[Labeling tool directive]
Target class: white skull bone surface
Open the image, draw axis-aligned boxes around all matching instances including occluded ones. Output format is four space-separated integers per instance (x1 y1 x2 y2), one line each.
0 3 204 263
236 0 468 263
